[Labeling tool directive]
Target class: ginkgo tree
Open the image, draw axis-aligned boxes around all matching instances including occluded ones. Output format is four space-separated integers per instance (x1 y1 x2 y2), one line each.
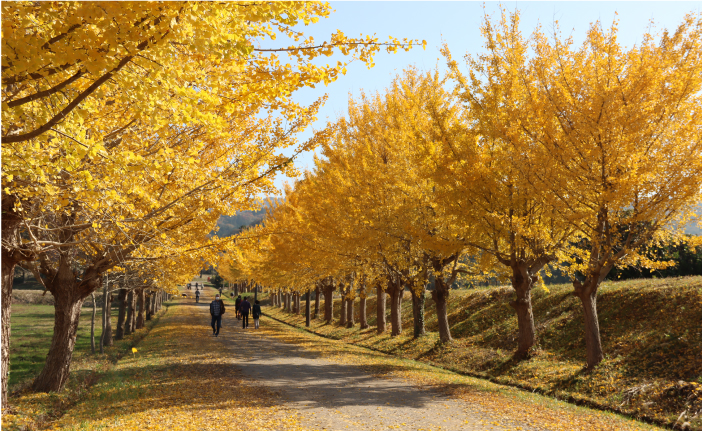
442 9 702 367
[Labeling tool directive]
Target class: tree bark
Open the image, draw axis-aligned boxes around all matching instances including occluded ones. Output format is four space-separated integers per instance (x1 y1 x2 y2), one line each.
339 283 347 326
574 280 604 368
102 291 113 347
125 290 135 335
411 288 426 338
509 268 537 358
376 285 386 334
1 193 28 405
346 293 355 328
358 294 368 329
431 275 453 343
90 293 96 353
323 283 334 324
305 290 311 327
388 280 402 336
314 284 320 319
145 293 152 321
31 261 89 392
115 288 128 340
136 288 145 329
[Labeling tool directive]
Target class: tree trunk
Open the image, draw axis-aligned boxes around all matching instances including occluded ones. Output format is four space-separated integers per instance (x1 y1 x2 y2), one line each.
305 290 311 327
1 250 17 406
509 269 537 358
102 291 113 347
411 288 426 338
145 294 152 321
32 262 89 392
115 288 128 340
294 293 300 314
323 284 334 323
575 280 604 368
1 194 27 405
314 285 320 319
136 288 145 329
376 285 386 334
346 294 355 328
432 276 452 343
125 290 135 335
388 281 402 336
359 296 368 329
90 293 97 353
339 283 347 326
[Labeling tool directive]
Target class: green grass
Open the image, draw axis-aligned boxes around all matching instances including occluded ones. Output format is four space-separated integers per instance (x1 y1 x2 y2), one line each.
4 301 167 430
267 276 702 429
8 303 119 390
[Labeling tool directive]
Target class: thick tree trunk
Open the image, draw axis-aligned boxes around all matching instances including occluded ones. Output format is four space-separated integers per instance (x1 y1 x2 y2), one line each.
1 195 27 405
432 276 453 343
575 280 604 368
90 293 97 353
295 293 301 315
323 284 334 323
115 289 128 340
346 294 355 328
305 290 311 327
32 264 88 392
388 281 402 336
314 285 320 319
509 269 537 358
376 285 386 334
136 288 145 329
1 251 17 406
411 288 426 338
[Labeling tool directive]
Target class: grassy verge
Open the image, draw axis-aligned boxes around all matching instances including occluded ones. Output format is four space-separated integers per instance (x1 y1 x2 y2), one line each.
47 298 309 430
2 301 166 430
265 276 702 430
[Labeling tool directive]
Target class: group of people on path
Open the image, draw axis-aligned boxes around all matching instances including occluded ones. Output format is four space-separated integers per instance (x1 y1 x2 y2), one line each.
208 292 261 337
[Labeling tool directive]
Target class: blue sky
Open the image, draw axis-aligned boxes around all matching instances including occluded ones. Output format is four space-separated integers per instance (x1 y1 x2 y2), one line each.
267 1 702 191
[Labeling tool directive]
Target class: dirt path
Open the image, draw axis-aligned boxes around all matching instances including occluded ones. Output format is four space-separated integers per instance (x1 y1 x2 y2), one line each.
190 287 532 430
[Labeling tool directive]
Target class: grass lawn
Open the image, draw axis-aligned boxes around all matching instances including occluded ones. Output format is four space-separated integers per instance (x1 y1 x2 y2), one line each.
266 276 702 430
3 299 166 430
8 303 115 391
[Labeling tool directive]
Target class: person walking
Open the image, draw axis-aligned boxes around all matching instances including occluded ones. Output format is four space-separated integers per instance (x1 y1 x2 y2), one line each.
252 299 262 329
235 295 242 320
209 294 226 337
240 296 251 329
195 289 200 303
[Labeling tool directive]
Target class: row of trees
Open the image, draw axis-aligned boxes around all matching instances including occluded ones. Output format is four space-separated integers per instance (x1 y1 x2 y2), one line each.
223 10 702 369
1 2 422 403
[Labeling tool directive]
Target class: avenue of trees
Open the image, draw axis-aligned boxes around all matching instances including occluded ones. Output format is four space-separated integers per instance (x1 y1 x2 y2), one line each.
1 2 422 403
223 10 702 370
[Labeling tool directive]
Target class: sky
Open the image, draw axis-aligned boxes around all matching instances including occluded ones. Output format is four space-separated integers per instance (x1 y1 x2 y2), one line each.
266 1 702 192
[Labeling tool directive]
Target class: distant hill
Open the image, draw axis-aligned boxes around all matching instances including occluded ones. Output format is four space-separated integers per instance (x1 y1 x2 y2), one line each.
212 198 282 238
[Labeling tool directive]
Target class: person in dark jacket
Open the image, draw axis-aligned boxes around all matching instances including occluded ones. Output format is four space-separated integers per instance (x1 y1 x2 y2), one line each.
209 294 225 336
240 297 251 329
235 295 242 320
252 299 262 329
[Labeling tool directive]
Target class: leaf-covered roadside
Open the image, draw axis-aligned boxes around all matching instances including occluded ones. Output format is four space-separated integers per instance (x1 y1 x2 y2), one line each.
265 276 702 430
43 299 309 431
257 316 663 431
